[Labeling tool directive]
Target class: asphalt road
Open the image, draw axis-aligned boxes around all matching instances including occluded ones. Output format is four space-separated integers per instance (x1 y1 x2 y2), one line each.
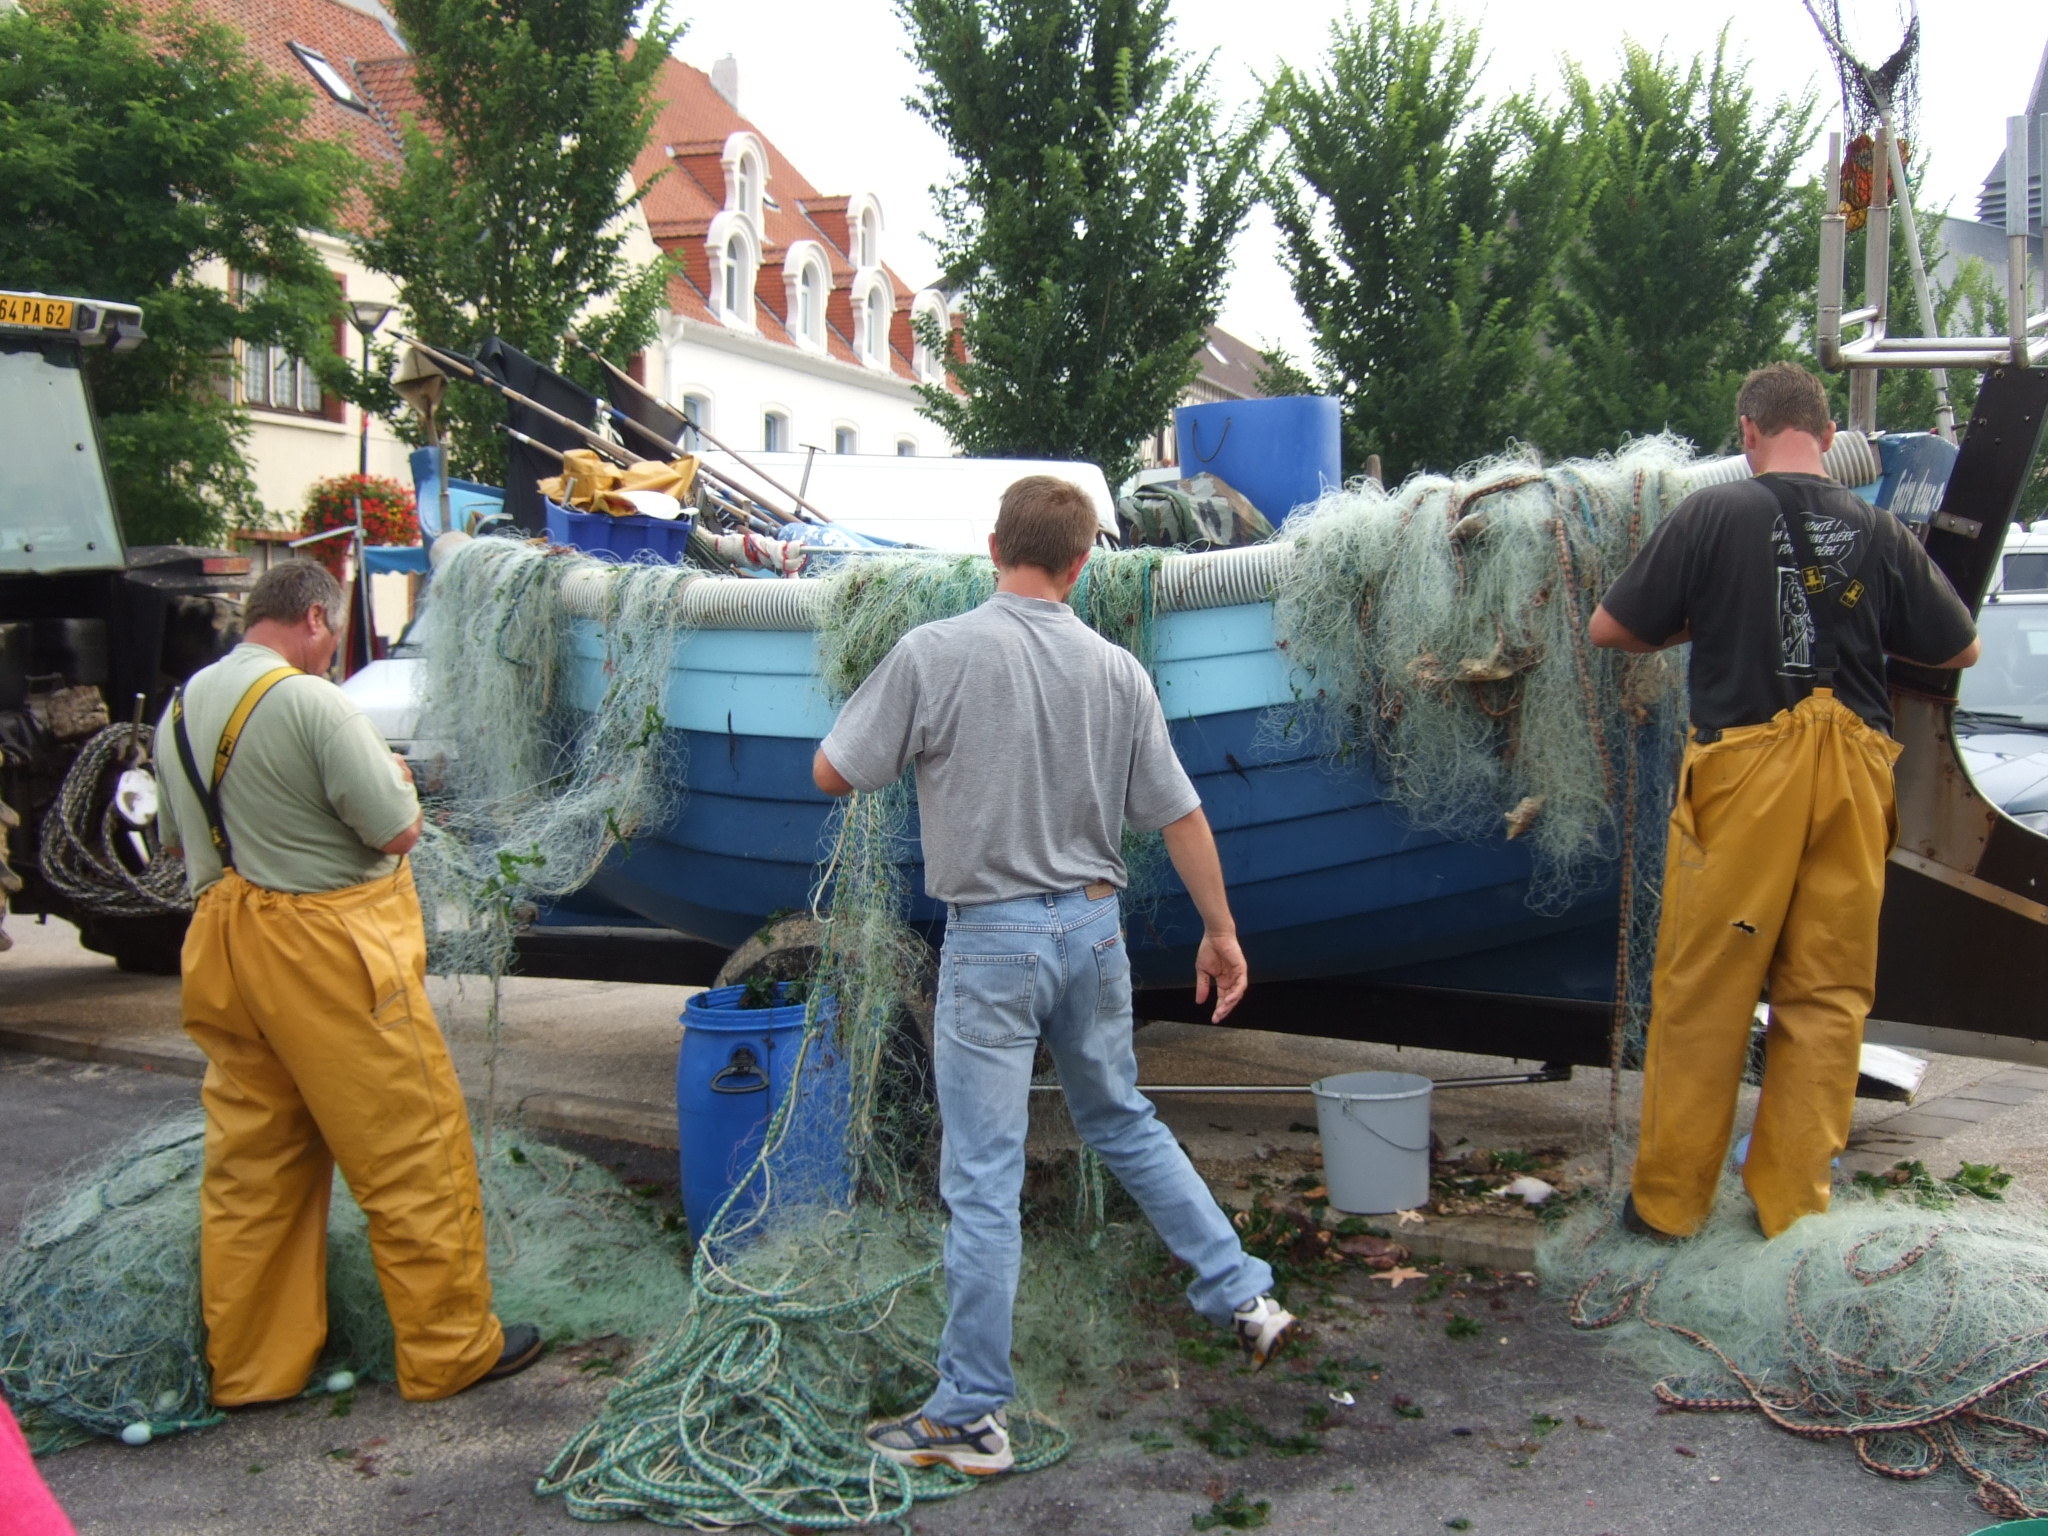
2 1048 2012 1536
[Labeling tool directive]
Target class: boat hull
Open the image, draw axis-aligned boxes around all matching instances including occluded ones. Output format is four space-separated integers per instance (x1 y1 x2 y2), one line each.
568 599 1620 1003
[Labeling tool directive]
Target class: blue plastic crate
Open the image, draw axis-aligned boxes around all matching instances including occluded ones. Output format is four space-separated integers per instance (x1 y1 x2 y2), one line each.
544 499 694 563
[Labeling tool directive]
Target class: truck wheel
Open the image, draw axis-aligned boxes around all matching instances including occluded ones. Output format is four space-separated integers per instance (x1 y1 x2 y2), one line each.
78 913 187 976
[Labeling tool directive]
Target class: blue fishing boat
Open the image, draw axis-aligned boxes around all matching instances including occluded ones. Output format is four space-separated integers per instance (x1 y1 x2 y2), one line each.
483 412 2045 1064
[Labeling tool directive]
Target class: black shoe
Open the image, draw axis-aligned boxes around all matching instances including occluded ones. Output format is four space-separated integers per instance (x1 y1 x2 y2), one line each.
479 1323 544 1382
1620 1194 1681 1244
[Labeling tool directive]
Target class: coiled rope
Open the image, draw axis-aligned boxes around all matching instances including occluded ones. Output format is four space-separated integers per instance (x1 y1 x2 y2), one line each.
35 724 188 917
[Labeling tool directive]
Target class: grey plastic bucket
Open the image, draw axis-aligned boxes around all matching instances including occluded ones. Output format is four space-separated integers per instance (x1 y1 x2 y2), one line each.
1311 1070 1433 1214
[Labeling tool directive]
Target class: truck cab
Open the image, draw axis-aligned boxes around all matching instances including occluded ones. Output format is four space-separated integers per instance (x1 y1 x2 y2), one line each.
0 291 249 970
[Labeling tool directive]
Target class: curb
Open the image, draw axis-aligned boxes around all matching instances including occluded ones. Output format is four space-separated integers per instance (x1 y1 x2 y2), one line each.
1840 1063 2048 1175
0 1023 684 1151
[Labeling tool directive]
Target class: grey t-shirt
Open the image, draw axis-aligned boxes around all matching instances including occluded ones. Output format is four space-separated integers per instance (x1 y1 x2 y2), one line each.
820 591 1201 906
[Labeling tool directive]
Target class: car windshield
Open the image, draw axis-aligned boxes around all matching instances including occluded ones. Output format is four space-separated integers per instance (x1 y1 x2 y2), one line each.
1958 603 2048 728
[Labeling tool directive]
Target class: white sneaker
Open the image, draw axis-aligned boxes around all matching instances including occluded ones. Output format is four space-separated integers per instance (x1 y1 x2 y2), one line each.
864 1408 1013 1475
1232 1292 1297 1367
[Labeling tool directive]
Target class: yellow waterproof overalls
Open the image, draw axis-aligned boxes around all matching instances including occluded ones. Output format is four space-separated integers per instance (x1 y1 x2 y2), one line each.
1631 484 1904 1240
171 671 502 1404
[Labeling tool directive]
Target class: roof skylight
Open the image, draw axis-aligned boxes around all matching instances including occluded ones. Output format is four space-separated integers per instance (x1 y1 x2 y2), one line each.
289 43 368 112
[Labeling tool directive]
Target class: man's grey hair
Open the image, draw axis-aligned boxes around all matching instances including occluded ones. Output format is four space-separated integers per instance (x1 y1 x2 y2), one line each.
243 559 345 628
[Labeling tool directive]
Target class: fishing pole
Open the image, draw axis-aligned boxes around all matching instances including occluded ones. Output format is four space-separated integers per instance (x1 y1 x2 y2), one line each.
399 334 804 530
564 333 835 526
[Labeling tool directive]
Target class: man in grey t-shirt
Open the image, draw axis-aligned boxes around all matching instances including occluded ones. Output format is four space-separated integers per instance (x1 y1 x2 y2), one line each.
815 476 1295 1478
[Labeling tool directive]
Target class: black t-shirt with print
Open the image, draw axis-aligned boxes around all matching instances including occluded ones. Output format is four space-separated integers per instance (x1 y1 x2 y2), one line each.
1599 473 1976 734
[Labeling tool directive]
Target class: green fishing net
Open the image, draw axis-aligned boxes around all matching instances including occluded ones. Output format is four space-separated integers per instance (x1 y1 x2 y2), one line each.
1543 1181 2048 1520
0 1107 694 1455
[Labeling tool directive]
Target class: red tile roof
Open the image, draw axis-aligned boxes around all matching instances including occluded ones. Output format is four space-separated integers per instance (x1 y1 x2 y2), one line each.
634 56 935 383
131 0 406 165
98 4 950 385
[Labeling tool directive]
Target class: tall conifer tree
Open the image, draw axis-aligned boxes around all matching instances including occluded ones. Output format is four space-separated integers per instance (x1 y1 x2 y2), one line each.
1264 0 1581 486
900 0 1256 488
1546 38 1818 458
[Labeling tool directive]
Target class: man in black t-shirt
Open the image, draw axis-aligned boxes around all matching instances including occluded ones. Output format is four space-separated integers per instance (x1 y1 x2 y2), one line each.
1591 363 1979 1240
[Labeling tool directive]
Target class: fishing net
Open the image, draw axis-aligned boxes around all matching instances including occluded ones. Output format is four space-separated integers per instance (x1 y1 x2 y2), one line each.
1544 1181 2048 1520
407 537 699 985
1266 440 1692 1119
538 556 1170 1525
1801 0 1921 138
0 1105 694 1456
1269 438 1692 917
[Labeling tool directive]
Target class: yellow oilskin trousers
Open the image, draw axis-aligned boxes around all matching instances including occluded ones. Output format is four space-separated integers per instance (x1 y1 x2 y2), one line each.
1632 689 1902 1240
180 862 503 1404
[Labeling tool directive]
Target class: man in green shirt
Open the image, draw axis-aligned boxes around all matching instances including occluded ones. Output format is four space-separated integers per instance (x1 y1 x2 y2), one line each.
160 560 539 1405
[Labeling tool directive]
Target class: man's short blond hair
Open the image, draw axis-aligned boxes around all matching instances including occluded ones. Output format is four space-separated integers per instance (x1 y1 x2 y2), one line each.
1737 362 1832 440
992 476 1099 574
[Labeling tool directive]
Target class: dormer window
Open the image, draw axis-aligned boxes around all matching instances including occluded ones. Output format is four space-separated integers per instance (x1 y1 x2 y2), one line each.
288 43 368 113
780 241 830 351
858 206 879 267
721 132 769 230
736 154 758 222
798 263 820 340
708 211 759 331
866 285 889 364
723 236 746 317
911 291 949 382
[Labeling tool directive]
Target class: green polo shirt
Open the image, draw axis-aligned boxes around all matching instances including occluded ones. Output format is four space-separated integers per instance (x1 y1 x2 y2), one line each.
159 642 419 896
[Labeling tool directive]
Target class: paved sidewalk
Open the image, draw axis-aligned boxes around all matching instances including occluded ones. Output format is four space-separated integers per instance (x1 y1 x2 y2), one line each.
4 915 2040 1271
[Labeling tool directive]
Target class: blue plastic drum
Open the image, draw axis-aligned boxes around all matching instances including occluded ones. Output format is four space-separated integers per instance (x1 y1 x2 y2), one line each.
1174 395 1343 526
675 983 852 1241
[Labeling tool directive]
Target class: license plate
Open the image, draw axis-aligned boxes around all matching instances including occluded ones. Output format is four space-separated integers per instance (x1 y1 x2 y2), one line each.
0 294 75 331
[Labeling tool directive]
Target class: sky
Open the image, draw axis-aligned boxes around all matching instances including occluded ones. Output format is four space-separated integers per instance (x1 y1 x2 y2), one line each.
672 1 2046 360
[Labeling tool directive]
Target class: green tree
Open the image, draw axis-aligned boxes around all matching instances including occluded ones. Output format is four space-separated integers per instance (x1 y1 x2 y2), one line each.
0 0 356 545
1263 0 1583 485
357 0 681 481
899 0 1257 488
1545 37 1819 459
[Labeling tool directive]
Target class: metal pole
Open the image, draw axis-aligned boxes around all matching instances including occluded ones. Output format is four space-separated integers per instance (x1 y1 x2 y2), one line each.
1819 131 1846 370
1875 97 1956 441
1850 123 1890 433
2011 115 2034 371
352 327 374 670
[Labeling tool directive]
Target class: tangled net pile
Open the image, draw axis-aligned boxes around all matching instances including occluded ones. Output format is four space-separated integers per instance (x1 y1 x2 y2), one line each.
537 551 1170 1525
1544 1183 2048 1519
0 1107 695 1455
1271 441 1693 1085
1270 439 1693 916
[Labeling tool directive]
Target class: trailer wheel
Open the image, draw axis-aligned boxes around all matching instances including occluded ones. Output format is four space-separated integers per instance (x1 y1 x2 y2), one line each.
77 912 187 976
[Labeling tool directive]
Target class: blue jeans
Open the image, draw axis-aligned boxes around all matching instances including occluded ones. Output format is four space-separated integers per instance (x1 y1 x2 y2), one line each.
920 887 1272 1425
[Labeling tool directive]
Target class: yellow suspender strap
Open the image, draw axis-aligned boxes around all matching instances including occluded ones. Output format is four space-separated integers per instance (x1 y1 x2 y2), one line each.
211 666 302 787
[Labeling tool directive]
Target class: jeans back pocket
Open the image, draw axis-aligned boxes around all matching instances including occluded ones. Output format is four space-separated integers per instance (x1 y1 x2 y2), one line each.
946 953 1039 1047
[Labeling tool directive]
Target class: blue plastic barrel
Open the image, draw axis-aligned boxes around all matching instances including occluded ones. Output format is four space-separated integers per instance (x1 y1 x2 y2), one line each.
1174 395 1343 526
676 983 852 1240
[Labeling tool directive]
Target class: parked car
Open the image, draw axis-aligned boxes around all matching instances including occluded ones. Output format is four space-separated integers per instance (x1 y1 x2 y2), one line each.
1956 580 2048 834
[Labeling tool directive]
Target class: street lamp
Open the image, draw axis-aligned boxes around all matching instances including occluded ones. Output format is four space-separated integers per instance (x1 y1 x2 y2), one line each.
341 300 395 675
346 300 395 479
